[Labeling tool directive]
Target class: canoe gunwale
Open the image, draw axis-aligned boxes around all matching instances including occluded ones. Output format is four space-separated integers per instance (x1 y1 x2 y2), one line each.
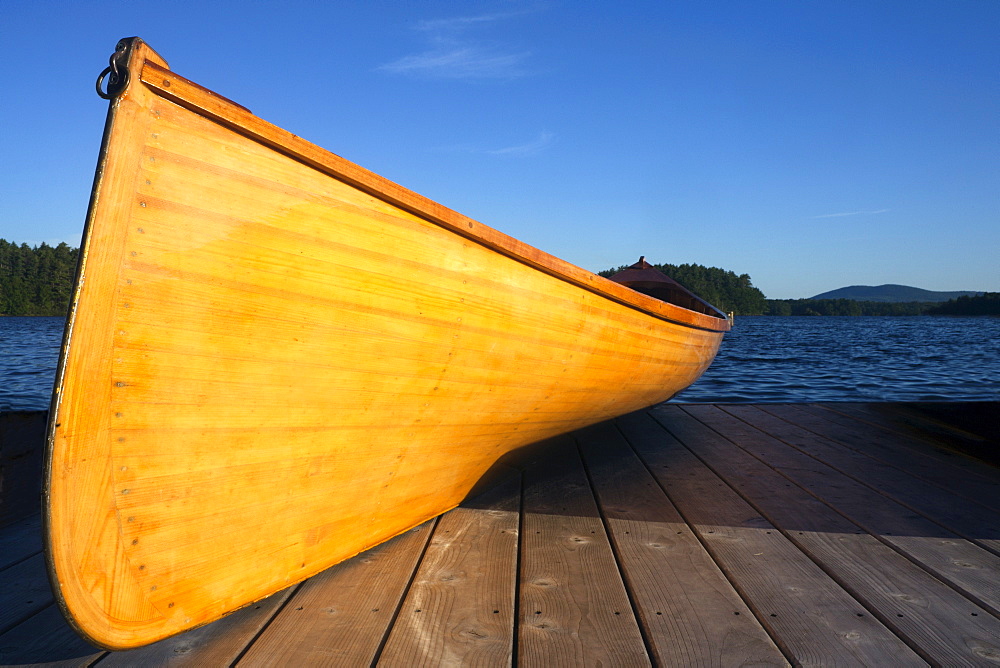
136 60 730 335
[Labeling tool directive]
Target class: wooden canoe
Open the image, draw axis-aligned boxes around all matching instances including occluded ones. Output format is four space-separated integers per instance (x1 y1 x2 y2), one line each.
45 37 731 649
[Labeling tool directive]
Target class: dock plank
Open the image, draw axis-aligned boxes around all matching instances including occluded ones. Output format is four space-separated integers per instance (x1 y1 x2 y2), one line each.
0 605 102 666
518 437 650 666
97 586 295 667
700 405 1000 616
778 404 1000 513
822 402 999 467
669 405 1000 666
575 420 788 666
0 553 54 637
3 403 1000 666
726 404 1000 557
237 521 435 667
0 411 46 528
642 406 928 667
0 513 43 570
378 476 520 667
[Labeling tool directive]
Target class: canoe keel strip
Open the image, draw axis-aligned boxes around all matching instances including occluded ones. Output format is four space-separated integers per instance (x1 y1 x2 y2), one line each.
45 38 729 648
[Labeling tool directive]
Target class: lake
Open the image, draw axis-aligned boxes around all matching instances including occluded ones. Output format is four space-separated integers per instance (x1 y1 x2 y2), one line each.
0 315 997 412
674 315 999 403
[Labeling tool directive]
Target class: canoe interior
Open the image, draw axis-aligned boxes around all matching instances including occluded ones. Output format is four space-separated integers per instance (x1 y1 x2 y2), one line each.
44 38 729 649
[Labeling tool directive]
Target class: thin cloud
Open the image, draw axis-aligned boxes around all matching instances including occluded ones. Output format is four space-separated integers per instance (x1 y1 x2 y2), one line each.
811 209 890 219
414 12 522 33
430 131 555 157
379 12 533 80
380 48 530 80
488 131 555 156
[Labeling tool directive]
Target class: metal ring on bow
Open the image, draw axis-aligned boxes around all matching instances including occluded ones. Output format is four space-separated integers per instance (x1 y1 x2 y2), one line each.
96 41 130 99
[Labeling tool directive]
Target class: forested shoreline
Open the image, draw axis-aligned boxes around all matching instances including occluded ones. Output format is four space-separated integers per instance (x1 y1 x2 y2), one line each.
764 298 933 316
598 261 998 316
765 293 999 316
925 293 1000 316
0 240 78 316
599 262 768 315
2 238 996 317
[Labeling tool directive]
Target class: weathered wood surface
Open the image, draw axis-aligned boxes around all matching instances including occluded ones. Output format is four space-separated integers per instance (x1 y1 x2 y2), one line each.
518 436 649 666
3 402 999 666
0 411 46 527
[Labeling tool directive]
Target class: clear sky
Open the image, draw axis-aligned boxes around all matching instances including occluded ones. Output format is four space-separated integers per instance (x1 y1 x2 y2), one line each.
1 1 997 299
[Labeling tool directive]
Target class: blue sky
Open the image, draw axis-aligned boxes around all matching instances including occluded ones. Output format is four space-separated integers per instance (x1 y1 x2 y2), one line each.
1 1 997 299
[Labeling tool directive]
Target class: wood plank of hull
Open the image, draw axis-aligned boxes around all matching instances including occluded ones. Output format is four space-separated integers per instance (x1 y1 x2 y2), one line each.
45 38 730 649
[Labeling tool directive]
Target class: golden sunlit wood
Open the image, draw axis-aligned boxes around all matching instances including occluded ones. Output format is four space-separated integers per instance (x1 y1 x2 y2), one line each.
45 38 729 649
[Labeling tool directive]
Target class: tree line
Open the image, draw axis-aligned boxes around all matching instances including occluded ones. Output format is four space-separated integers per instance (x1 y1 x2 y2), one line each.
763 298 933 316
0 239 78 316
925 293 1000 316
766 294 999 316
599 262 768 315
5 237 995 318
598 260 999 317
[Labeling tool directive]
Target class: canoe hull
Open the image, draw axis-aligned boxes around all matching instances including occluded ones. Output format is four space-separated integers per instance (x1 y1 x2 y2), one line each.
45 39 728 648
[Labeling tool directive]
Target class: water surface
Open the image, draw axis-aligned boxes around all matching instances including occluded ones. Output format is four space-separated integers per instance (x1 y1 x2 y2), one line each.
1 315 997 411
0 317 64 411
675 316 999 403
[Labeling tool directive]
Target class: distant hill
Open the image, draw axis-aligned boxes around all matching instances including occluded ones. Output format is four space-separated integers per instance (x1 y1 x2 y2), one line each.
810 284 981 303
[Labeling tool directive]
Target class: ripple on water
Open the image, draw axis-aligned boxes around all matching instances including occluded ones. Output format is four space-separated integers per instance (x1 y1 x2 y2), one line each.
1 315 998 410
674 316 1000 403
0 317 64 412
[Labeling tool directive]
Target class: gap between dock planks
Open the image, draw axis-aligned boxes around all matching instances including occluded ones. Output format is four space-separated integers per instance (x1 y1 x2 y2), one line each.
0 553 52 637
788 403 1000 513
702 404 1000 617
378 476 520 666
3 402 1000 666
822 402 999 469
642 405 1000 666
630 408 927 666
238 519 439 666
518 435 652 667
573 420 788 666
95 586 296 667
730 404 1000 557
0 482 48 638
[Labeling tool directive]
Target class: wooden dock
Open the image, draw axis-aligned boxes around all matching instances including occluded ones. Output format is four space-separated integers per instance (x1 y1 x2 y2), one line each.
2 402 998 666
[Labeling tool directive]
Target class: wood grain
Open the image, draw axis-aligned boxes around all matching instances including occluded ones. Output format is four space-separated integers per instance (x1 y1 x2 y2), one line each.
98 587 294 667
725 405 1000 556
137 60 730 335
681 405 1000 666
378 477 520 666
518 437 650 667
641 406 926 667
699 405 1000 615
45 38 727 648
0 605 102 666
576 419 788 666
779 404 1000 512
3 402 999 663
237 521 434 666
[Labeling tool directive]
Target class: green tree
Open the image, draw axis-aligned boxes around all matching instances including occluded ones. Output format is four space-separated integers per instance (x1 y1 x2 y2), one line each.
926 293 1000 315
600 261 768 315
763 298 934 316
0 239 78 316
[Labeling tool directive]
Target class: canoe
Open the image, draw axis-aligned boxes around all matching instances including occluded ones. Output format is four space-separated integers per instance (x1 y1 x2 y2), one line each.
45 37 730 649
